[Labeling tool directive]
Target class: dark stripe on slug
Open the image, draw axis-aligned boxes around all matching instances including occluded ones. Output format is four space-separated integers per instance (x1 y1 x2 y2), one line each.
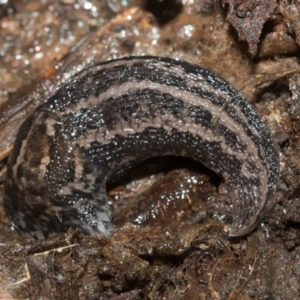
51 59 231 112
4 56 279 240
217 123 247 152
61 90 215 139
85 127 244 179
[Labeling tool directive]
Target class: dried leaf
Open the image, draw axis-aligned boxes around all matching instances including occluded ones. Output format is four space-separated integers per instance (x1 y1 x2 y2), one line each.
223 0 277 55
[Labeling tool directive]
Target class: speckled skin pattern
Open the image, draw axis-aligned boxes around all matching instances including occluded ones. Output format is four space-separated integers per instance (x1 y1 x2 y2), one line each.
4 56 279 239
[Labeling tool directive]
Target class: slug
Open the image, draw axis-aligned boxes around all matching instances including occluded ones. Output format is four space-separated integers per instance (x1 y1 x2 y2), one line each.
4 56 279 240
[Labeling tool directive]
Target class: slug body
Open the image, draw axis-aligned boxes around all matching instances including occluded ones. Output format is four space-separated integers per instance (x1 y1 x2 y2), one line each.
4 56 279 239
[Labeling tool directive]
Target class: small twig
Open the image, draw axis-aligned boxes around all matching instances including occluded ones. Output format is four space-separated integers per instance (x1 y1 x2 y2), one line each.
9 263 30 286
34 243 79 256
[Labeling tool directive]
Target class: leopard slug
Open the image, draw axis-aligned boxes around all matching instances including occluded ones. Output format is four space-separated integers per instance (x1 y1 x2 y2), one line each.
4 56 279 239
